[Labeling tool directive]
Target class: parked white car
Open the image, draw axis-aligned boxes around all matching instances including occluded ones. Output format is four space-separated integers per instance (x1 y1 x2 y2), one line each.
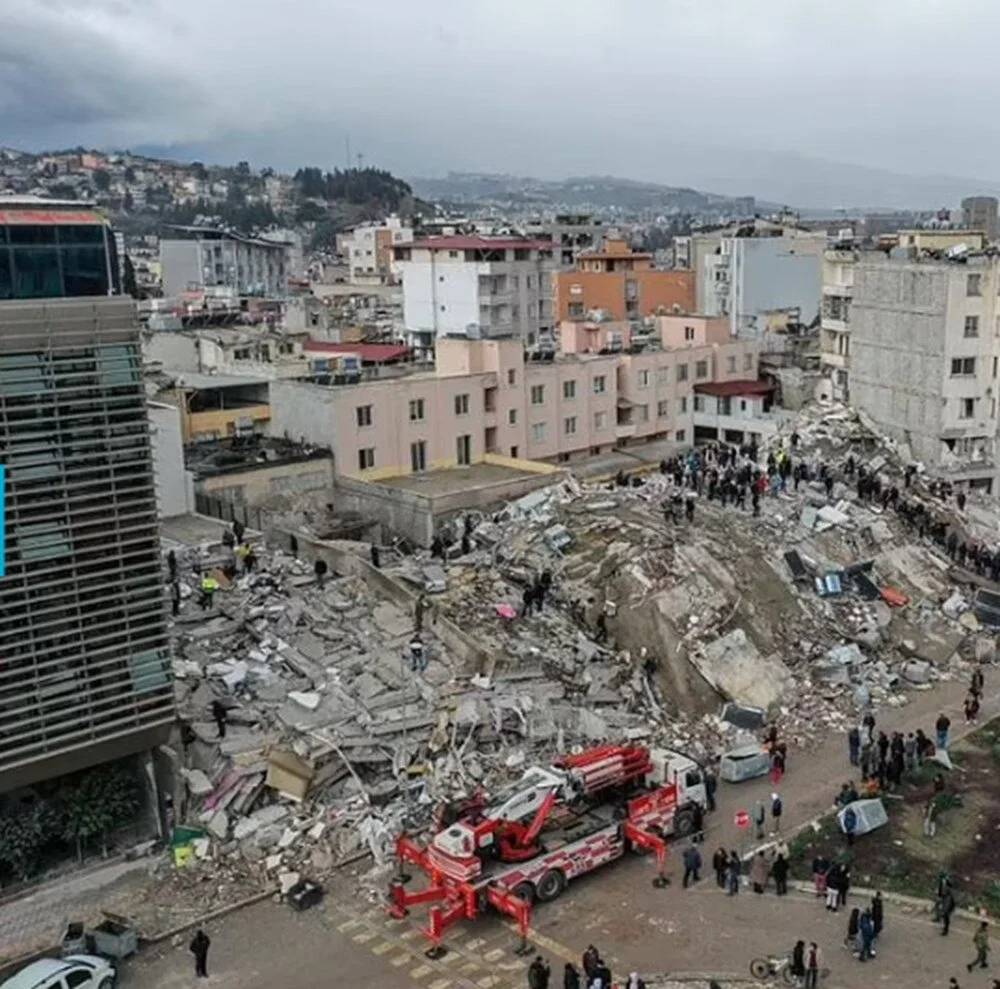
0 955 115 989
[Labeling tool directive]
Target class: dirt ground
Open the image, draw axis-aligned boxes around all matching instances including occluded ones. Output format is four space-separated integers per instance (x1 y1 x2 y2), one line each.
789 716 1000 913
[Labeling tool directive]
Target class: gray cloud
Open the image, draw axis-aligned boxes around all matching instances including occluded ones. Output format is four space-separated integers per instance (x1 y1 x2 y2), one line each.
5 0 1000 207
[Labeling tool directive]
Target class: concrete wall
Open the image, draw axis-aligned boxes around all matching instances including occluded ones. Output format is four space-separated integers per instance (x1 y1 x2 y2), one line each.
333 475 434 547
198 456 334 507
735 236 824 333
160 240 201 298
148 401 194 518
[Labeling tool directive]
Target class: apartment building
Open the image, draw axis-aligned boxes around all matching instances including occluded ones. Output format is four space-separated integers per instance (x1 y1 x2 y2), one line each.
850 252 1000 492
961 197 998 243
553 239 694 323
521 214 605 269
0 201 173 791
160 226 289 299
820 244 857 402
143 326 311 380
270 316 764 480
338 215 412 285
393 235 556 350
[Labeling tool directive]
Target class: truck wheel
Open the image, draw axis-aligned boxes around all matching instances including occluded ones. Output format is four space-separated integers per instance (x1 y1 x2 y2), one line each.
512 881 535 905
673 808 694 837
535 869 565 902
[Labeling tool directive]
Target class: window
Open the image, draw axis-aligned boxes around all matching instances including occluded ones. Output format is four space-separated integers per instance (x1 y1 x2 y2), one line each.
594 411 607 430
508 408 517 425
676 364 689 382
410 440 427 472
951 357 976 376
960 398 976 420
563 379 576 399
358 447 375 470
531 422 546 442
564 416 577 435
636 405 649 423
525 273 533 287
695 360 708 379
456 434 471 464
657 400 670 417
454 393 469 415
593 375 606 394
356 405 372 427
726 355 737 373
510 445 519 457
675 429 686 443
507 368 517 386
568 302 584 318
409 398 425 421
965 315 980 338
65 971 92 989
678 396 687 413
693 396 705 412
744 353 753 371
510 274 519 289
530 384 545 405
967 273 982 296
638 369 650 388
684 325 695 341
994 356 998 379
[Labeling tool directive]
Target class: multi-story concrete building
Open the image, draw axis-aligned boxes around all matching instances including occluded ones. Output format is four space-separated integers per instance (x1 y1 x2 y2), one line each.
270 315 766 479
339 215 412 285
820 244 857 402
697 219 826 337
0 200 173 791
961 197 998 243
521 214 605 269
393 235 556 350
160 226 289 299
850 252 1000 493
553 239 695 324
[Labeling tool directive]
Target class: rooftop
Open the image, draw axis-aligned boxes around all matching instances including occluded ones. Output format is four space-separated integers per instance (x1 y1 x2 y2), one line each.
163 225 290 249
161 370 271 390
0 194 105 225
396 236 553 252
375 461 537 497
694 378 773 397
305 341 411 363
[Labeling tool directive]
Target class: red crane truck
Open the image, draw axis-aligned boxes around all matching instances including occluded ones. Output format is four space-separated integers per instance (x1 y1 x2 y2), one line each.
387 743 708 955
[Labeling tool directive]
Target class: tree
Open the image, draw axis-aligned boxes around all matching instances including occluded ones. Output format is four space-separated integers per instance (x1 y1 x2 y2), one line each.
123 255 139 298
0 805 59 880
60 764 140 861
190 161 208 180
91 169 111 192
48 182 77 199
295 200 328 223
236 160 251 178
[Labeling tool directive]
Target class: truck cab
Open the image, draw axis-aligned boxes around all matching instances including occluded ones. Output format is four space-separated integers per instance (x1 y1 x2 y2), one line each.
645 749 707 835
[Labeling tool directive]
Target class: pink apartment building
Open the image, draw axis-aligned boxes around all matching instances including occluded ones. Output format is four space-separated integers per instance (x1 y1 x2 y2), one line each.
269 315 772 480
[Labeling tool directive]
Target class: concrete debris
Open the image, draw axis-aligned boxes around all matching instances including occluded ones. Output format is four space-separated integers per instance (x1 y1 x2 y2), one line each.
161 399 997 911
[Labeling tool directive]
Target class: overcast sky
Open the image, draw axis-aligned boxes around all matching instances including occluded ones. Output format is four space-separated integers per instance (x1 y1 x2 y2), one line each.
5 0 999 207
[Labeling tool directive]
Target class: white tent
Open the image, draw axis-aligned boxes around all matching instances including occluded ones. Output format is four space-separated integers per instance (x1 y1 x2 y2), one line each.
838 798 888 837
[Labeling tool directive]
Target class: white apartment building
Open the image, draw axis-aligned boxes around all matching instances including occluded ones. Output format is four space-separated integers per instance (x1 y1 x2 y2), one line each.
850 253 1000 493
338 215 412 285
143 326 311 380
393 235 557 351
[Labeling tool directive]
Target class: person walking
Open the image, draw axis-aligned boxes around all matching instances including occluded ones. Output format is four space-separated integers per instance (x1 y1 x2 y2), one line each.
727 850 741 895
772 852 789 896
682 844 702 888
937 712 952 751
771 792 783 833
528 955 551 989
189 928 210 978
713 847 728 888
940 886 956 936
967 922 990 972
804 943 821 989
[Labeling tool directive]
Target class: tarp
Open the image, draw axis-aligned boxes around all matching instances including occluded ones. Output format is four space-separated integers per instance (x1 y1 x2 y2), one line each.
837 798 887 837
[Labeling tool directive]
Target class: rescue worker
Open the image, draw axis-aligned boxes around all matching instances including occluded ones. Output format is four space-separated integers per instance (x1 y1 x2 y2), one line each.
189 928 211 978
199 574 218 610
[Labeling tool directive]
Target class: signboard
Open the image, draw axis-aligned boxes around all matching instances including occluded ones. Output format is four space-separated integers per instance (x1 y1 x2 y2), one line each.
0 465 5 578
734 809 750 830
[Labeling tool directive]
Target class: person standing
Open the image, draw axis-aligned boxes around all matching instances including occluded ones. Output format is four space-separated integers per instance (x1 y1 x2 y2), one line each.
750 850 769 894
804 943 821 989
771 792 783 833
937 713 952 751
563 964 581 989
170 580 181 617
843 805 858 847
189 928 211 978
682 844 702 887
872 891 884 944
791 941 806 983
862 711 876 744
370 543 381 569
968 922 990 972
772 853 789 896
528 955 551 989
846 908 860 953
210 699 228 739
167 549 178 582
713 847 728 888
704 767 717 812
848 726 861 766
825 863 841 912
858 908 875 961
839 864 852 909
727 850 741 895
582 946 599 985
770 748 786 785
753 798 766 840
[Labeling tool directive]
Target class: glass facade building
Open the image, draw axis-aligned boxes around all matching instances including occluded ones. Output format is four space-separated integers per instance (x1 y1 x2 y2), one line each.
0 203 173 791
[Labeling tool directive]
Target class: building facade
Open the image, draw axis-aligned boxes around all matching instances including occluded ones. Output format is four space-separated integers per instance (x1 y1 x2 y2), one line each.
819 245 856 402
0 201 173 791
393 236 556 350
961 197 998 243
270 316 765 480
850 253 1000 492
521 214 605 269
553 239 695 323
339 215 412 285
160 227 289 299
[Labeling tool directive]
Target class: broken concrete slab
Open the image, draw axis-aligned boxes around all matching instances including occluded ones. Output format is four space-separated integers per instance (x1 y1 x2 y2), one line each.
690 628 793 712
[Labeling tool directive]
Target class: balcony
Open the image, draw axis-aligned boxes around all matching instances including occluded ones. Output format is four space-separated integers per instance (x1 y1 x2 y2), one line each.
615 423 637 440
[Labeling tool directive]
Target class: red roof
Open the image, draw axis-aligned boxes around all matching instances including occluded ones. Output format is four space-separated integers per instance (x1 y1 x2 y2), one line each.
306 341 411 363
395 236 552 252
694 379 774 398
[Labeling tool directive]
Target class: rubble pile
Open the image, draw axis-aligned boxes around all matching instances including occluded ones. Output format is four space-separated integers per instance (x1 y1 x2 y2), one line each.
162 403 996 907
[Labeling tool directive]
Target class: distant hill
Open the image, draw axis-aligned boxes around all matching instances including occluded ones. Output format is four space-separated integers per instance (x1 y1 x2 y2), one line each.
409 171 755 214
